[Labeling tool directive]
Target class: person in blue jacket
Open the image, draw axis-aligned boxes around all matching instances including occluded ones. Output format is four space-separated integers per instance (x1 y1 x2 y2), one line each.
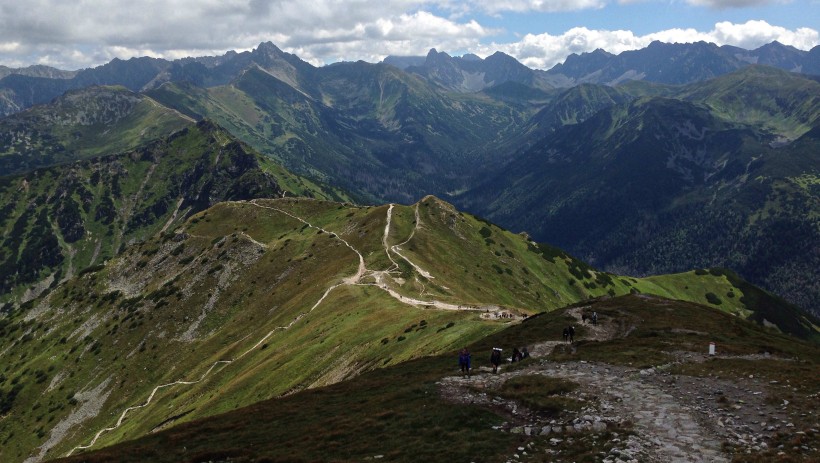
458 347 472 378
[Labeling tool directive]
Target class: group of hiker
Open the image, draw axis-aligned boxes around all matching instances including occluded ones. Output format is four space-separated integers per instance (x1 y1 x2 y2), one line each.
564 311 598 342
457 310 601 377
458 345 530 377
581 311 598 325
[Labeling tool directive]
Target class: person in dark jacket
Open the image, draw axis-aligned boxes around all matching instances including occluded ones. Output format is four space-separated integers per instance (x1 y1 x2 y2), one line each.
511 347 522 362
568 325 575 343
458 347 472 377
490 348 502 374
562 327 569 343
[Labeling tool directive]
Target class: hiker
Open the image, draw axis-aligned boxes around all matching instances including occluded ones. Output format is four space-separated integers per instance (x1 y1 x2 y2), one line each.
458 347 472 377
562 327 569 343
511 347 522 362
521 346 530 359
490 348 502 374
568 325 575 343
592 311 598 326
582 313 587 324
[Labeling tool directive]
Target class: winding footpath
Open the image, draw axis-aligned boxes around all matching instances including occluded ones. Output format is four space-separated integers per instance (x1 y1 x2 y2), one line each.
65 200 495 458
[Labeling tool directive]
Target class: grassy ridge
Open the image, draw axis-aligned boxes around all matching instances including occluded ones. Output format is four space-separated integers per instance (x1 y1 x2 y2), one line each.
0 121 347 309
0 86 191 175
0 198 511 461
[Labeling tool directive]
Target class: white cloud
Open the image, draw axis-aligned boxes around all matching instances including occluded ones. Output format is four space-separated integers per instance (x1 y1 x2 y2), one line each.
0 1 816 71
466 0 607 14
0 0 491 69
710 20 819 49
0 42 21 53
483 20 819 69
685 0 787 7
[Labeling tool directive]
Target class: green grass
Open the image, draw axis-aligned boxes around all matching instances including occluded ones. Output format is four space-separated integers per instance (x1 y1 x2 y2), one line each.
2 197 816 463
52 355 518 463
635 270 750 316
0 87 191 175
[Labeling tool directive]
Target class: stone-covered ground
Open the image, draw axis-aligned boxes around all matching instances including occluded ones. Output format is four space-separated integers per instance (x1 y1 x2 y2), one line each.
438 306 818 462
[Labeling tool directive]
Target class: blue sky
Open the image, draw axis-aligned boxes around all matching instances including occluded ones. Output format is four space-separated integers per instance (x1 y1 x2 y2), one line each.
473 2 813 38
0 0 817 70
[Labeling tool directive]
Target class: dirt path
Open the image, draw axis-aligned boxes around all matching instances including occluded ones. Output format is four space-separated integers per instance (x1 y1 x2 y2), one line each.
386 203 436 281
529 306 610 357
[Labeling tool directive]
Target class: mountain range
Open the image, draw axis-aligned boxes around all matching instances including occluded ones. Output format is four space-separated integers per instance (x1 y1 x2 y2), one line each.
1 40 818 316
3 40 820 117
386 40 820 89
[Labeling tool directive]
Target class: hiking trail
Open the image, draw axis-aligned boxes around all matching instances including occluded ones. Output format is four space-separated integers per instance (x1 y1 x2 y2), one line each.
438 305 795 462
65 199 501 457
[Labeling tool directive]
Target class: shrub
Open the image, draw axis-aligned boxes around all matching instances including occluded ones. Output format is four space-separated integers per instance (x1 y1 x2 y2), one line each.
705 292 722 305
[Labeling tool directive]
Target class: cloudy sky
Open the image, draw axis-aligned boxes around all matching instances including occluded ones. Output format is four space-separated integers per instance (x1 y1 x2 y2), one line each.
0 0 817 70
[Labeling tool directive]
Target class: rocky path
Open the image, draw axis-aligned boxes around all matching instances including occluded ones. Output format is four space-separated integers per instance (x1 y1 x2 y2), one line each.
438 305 811 463
529 306 611 357
441 361 730 462
439 307 737 463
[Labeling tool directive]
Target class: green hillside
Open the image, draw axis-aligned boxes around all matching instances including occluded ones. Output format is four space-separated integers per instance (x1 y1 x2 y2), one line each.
1 195 815 463
139 63 819 316
0 86 192 175
679 65 820 141
0 120 347 309
457 68 820 315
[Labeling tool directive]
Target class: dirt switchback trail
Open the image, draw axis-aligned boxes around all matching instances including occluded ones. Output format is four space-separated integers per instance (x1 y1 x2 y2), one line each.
65 199 502 458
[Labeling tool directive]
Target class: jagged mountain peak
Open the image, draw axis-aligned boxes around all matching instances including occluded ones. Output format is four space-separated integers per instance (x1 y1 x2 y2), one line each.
254 40 284 55
424 48 453 63
405 47 551 92
485 51 521 64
